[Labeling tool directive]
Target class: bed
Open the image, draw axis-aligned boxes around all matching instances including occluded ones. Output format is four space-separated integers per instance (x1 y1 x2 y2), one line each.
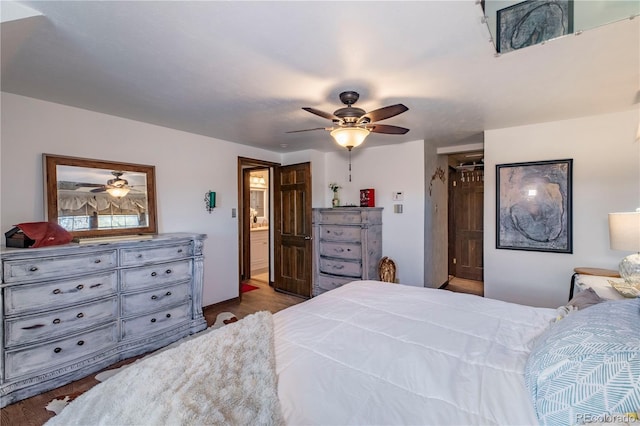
46 280 640 425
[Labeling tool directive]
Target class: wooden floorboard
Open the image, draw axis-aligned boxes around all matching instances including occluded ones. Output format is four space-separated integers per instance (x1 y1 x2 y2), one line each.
2 277 480 425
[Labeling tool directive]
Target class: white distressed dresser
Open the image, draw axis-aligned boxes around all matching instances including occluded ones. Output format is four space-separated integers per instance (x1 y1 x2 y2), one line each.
312 207 382 296
0 233 207 407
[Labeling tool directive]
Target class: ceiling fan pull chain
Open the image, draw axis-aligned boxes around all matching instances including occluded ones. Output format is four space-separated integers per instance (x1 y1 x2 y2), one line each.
348 149 352 182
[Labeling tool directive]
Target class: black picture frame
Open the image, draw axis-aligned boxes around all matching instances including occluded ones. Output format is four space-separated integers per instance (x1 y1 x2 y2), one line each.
496 0 574 53
496 159 573 253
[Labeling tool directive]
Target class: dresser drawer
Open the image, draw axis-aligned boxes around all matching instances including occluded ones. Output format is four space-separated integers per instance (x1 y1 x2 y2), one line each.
4 272 118 316
319 242 361 260
2 250 117 283
319 257 361 278
5 296 118 347
316 210 366 224
121 260 193 291
319 225 362 242
121 302 191 340
4 323 118 380
120 243 192 266
315 274 354 293
121 282 191 316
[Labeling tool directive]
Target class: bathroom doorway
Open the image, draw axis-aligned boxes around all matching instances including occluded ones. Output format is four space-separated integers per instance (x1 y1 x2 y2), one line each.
248 168 270 283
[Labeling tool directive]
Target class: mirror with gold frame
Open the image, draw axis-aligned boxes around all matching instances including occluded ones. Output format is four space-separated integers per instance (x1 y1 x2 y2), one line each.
44 154 157 239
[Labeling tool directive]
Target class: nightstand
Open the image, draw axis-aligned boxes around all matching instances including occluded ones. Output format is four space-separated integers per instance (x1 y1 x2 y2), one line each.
569 267 624 301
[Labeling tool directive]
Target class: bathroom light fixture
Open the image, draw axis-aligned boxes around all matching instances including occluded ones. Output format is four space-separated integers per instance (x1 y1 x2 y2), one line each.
608 210 640 284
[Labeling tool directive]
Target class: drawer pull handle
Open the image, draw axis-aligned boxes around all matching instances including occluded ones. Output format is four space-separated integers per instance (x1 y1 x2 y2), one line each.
151 318 156 323
53 318 61 324
54 347 62 353
137 254 143 258
151 295 158 300
77 340 84 346
90 283 102 289
76 284 84 290
22 324 45 330
334 265 345 270
94 259 101 264
165 291 172 296
151 272 157 277
165 269 172 274
177 249 183 253
29 266 39 272
76 312 84 318
166 313 171 318
53 289 62 295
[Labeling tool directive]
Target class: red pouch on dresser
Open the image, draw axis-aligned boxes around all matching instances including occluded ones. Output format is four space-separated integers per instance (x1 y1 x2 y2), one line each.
16 222 73 248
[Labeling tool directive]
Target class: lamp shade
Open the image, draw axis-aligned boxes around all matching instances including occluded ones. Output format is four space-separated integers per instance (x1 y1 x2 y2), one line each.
107 186 130 198
330 127 370 149
608 212 640 252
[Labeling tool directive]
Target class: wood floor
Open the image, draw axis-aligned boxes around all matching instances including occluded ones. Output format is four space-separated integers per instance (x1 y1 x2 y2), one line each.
1 275 480 425
443 275 484 297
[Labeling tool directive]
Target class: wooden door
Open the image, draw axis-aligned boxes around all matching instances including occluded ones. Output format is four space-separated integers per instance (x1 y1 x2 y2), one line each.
274 162 312 298
453 169 484 281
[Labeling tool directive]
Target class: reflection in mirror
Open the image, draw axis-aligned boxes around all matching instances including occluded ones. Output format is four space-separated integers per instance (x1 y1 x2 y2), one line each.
481 1 639 53
44 154 157 239
249 169 269 226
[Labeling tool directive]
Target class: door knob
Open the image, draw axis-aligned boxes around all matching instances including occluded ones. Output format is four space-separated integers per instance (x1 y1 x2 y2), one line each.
304 236 312 240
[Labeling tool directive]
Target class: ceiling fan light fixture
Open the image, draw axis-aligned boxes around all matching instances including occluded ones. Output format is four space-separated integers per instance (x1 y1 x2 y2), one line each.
330 127 370 150
107 186 130 198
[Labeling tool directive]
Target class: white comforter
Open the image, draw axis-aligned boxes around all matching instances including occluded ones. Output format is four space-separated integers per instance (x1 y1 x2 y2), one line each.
274 280 556 425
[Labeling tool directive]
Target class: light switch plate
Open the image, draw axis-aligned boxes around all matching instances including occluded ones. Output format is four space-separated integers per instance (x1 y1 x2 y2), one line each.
394 204 403 214
231 208 236 218
392 191 404 201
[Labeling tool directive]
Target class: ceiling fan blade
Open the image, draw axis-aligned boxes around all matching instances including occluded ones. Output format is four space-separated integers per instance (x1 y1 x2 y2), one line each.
302 107 340 121
359 104 408 123
90 187 107 193
369 124 410 135
74 183 105 188
286 127 328 133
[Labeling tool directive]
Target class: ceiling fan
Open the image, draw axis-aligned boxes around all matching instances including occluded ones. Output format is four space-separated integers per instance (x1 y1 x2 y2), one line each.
288 91 409 150
75 171 132 198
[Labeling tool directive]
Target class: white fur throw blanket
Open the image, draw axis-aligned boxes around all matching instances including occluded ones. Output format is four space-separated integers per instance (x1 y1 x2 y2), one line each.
46 311 284 426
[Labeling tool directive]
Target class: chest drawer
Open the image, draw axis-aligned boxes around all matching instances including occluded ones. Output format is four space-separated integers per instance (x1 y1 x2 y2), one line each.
4 323 118 380
4 271 118 316
2 250 117 284
319 257 361 278
121 302 191 340
315 274 354 294
121 260 192 291
5 296 118 347
121 282 191 316
120 243 192 266
319 225 362 243
319 242 361 260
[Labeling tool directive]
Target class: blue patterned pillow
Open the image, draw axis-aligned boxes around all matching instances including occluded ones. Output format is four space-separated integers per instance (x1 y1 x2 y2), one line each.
525 299 640 425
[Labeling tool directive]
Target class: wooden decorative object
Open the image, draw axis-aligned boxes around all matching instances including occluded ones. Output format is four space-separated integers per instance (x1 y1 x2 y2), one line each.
378 256 397 283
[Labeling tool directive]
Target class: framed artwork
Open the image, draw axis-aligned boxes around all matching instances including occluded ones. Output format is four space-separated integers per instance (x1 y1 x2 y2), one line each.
496 0 574 53
496 159 573 253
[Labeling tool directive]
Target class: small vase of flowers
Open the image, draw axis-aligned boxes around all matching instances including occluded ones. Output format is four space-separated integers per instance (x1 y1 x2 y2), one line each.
329 183 341 208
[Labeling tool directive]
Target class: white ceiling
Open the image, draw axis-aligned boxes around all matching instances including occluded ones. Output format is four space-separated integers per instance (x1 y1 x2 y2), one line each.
1 1 638 153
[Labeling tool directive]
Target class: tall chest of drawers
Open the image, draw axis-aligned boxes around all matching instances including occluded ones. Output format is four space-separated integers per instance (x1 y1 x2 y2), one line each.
0 233 207 407
312 208 382 296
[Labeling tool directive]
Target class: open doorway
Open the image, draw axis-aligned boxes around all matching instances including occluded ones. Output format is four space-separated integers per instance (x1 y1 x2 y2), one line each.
238 157 280 298
447 151 484 296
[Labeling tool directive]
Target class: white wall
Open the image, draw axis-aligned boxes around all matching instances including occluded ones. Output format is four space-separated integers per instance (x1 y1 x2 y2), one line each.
0 93 281 306
484 108 640 308
322 140 426 286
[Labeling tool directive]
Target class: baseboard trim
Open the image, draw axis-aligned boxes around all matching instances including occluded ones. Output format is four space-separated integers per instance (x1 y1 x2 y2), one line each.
438 280 449 289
